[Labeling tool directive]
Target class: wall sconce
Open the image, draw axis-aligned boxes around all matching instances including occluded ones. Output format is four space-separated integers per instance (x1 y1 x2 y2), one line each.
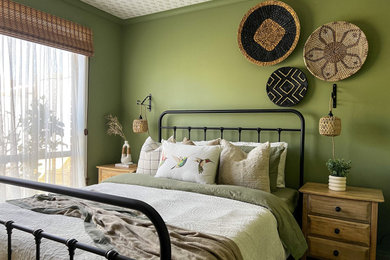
137 94 152 111
133 94 151 134
331 84 337 108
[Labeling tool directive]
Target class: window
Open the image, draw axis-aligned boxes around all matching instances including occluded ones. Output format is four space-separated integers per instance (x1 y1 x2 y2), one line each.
0 34 88 201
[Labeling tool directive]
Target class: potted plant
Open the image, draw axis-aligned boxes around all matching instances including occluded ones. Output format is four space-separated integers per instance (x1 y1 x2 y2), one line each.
326 159 351 191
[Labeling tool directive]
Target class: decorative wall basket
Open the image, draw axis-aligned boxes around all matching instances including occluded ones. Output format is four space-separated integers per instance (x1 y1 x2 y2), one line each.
319 115 341 136
304 21 368 81
266 67 308 107
238 1 300 66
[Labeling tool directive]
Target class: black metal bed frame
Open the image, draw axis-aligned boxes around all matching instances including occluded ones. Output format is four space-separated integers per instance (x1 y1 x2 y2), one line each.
158 109 305 187
0 176 171 260
0 108 305 260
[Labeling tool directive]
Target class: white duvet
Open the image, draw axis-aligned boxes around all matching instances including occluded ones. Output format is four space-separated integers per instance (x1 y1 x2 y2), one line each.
0 183 286 260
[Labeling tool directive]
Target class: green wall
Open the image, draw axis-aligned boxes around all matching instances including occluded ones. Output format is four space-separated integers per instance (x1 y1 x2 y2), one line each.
13 0 124 185
122 0 390 246
10 0 390 254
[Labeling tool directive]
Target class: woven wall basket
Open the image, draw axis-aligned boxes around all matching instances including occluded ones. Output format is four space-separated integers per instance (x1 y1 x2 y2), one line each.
304 21 368 81
133 119 148 133
319 115 341 136
238 1 300 66
266 67 308 107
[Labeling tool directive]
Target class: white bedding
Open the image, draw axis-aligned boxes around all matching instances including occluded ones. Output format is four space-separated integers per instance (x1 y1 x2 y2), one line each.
0 182 286 260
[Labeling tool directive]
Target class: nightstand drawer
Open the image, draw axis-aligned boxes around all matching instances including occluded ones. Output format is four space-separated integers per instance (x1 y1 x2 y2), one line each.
309 195 371 222
99 171 126 182
308 215 370 246
97 164 137 183
308 236 369 260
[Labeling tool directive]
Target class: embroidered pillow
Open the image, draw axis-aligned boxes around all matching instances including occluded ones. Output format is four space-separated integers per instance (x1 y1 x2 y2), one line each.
136 136 175 176
155 141 221 184
218 139 270 192
231 141 288 188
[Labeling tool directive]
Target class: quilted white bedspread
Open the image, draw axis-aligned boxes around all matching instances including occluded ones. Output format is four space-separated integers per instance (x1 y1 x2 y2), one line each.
0 182 286 260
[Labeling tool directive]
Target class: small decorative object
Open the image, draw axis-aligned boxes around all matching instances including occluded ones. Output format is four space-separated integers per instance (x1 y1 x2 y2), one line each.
304 21 368 81
133 94 151 134
114 163 132 168
327 159 351 191
121 140 133 165
105 114 133 165
266 67 308 107
238 1 300 66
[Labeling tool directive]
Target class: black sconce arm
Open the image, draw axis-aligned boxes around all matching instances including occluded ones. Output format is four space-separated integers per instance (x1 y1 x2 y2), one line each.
137 94 152 111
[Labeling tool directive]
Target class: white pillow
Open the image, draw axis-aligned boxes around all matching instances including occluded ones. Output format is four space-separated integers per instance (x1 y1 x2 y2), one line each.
218 139 270 192
136 136 174 176
155 141 221 184
231 141 288 188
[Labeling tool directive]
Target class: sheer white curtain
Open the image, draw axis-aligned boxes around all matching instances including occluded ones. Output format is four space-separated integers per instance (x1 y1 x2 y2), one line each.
0 34 87 201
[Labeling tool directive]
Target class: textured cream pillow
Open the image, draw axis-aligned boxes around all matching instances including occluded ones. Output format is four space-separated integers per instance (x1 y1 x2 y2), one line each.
193 138 221 146
155 141 221 184
231 141 288 188
218 139 271 192
182 137 196 145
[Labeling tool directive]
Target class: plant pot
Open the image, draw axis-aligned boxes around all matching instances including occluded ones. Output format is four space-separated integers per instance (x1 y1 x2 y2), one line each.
328 175 346 191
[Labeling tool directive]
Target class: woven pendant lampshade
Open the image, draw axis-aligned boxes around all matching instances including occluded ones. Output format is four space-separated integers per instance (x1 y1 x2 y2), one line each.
133 96 150 134
133 116 148 133
319 92 341 137
319 114 341 136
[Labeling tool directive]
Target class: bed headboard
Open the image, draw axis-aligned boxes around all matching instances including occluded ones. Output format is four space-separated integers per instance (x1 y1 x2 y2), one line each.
158 109 305 187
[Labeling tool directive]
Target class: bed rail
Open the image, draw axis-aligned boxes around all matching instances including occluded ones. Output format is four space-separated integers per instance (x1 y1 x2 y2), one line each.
0 175 171 260
158 109 305 187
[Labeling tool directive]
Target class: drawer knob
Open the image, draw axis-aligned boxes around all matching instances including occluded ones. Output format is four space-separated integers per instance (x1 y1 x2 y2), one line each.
335 206 341 212
334 228 340 234
333 250 339 256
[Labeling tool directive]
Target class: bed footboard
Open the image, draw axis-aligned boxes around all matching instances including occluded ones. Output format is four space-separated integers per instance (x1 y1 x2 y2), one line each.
0 175 172 260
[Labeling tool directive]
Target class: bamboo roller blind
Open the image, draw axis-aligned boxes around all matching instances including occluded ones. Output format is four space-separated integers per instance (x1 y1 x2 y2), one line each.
0 0 94 56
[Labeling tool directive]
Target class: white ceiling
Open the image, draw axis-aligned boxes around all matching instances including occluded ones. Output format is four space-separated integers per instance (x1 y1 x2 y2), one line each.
80 0 212 19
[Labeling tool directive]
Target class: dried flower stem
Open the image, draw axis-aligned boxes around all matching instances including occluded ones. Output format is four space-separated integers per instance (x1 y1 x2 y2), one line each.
105 114 127 141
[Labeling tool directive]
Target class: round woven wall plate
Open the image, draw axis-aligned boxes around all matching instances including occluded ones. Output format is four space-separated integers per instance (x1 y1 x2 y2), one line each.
266 67 308 107
238 1 300 66
303 21 368 81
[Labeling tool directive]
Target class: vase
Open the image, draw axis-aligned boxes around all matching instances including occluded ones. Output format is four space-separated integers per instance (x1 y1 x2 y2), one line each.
121 141 133 165
328 175 346 191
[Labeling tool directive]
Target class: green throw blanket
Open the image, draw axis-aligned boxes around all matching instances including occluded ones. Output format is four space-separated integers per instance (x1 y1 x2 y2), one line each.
104 174 308 259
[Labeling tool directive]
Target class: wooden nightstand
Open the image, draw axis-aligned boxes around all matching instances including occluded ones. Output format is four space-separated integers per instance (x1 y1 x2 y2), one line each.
300 182 384 260
96 164 137 183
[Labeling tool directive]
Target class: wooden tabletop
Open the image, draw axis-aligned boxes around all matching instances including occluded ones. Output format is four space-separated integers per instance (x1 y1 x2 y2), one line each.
299 182 384 202
96 164 137 172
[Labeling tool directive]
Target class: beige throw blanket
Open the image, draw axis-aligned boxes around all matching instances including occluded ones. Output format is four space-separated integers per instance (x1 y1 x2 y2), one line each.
8 194 243 260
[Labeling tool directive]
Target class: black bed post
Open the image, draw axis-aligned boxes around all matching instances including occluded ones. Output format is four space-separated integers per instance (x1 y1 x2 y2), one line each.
5 220 13 260
291 109 305 188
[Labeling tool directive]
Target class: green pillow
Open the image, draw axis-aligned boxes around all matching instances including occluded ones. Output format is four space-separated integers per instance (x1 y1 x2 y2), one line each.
269 146 285 191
